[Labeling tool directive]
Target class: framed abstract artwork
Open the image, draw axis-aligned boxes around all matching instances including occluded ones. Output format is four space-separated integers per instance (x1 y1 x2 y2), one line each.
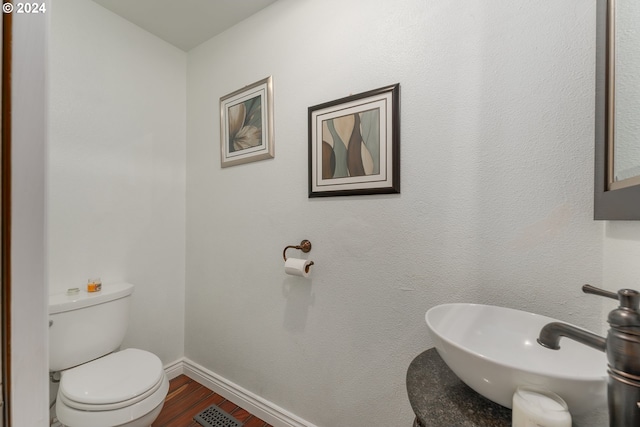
220 76 274 167
308 83 400 197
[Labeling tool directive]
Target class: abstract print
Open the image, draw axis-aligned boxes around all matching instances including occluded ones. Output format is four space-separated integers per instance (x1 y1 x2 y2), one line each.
321 108 380 180
228 95 263 153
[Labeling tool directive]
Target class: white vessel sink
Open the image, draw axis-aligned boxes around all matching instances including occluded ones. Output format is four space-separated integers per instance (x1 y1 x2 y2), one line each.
425 303 607 415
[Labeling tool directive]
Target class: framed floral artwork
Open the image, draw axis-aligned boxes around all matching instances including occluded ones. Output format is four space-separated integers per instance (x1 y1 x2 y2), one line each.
220 76 274 167
308 83 400 197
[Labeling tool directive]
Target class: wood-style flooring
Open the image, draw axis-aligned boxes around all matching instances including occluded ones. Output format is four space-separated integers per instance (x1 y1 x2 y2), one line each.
152 375 274 427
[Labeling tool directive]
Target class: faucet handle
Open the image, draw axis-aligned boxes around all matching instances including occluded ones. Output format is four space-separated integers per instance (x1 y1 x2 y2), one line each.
584 284 640 329
582 284 619 300
583 284 640 310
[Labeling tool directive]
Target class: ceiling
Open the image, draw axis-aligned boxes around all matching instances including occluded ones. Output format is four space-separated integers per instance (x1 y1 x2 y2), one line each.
92 0 278 51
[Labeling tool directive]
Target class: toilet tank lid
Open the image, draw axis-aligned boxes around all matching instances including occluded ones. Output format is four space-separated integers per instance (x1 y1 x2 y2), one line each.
49 282 134 314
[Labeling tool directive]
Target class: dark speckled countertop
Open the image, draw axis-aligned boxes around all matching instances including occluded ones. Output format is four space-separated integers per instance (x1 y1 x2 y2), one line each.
406 348 608 427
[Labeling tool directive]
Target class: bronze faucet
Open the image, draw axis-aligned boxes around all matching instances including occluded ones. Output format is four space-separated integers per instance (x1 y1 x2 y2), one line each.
537 284 640 427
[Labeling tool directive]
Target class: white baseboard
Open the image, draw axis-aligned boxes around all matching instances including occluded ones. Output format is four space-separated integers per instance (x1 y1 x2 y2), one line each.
163 358 185 380
162 358 317 427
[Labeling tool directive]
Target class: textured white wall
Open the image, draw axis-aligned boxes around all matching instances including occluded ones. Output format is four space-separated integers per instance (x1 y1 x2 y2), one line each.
603 224 640 353
11 6 49 426
604 223 640 291
185 0 604 425
48 0 187 364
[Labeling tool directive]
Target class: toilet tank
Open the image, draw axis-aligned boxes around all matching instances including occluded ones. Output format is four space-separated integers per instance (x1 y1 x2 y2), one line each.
49 282 134 372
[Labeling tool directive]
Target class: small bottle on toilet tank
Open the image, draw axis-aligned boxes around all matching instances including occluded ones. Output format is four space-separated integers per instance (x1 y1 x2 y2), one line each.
87 278 102 292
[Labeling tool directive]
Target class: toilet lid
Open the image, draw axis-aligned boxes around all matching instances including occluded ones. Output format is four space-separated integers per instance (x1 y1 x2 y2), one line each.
60 348 164 407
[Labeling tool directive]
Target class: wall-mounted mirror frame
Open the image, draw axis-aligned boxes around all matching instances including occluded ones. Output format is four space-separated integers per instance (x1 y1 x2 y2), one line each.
594 0 640 220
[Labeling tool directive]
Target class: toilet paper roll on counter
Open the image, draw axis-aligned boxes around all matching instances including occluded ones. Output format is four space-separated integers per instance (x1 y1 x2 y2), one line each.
284 257 313 277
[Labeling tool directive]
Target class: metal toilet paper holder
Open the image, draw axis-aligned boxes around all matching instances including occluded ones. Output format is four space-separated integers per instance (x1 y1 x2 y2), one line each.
283 239 314 266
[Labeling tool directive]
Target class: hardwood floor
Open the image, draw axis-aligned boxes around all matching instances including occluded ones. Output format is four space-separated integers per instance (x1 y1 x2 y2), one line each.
152 375 274 427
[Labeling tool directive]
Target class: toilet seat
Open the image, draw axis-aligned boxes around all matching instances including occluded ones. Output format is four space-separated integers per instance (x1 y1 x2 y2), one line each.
59 348 163 409
59 372 164 411
56 348 169 427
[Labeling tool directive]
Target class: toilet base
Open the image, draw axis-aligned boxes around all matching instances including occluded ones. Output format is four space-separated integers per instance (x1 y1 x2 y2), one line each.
58 400 165 427
116 400 164 427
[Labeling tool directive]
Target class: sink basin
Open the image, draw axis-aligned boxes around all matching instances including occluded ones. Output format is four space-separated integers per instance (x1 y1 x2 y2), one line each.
425 303 607 415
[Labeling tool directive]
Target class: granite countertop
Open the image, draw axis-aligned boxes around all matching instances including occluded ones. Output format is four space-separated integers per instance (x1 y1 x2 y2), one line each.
406 348 608 427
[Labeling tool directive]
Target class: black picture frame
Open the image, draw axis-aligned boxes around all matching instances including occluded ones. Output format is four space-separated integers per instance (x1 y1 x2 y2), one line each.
308 84 400 197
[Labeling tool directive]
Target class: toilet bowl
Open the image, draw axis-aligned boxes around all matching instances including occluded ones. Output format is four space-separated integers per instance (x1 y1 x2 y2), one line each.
56 349 169 427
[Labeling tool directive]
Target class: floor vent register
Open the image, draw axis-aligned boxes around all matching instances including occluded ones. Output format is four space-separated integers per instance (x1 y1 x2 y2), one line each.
194 404 242 427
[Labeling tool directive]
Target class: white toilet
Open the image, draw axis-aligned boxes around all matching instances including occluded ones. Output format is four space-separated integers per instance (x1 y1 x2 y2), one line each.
49 282 169 427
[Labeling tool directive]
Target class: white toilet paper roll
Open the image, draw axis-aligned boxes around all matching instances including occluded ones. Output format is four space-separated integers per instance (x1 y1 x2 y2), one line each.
284 257 313 277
